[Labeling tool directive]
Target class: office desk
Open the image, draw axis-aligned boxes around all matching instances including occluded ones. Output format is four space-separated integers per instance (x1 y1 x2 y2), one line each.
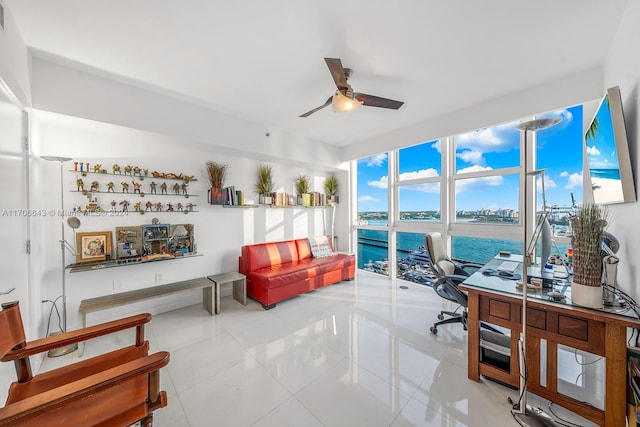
460 255 640 427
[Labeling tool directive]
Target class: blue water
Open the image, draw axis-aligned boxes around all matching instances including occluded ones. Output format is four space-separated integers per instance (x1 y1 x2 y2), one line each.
357 229 568 270
589 168 620 180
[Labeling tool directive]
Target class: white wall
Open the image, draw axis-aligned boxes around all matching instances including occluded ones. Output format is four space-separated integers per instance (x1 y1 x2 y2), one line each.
31 111 348 330
0 0 30 105
602 0 640 303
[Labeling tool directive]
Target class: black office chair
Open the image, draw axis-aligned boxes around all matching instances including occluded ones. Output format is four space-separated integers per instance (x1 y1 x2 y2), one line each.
426 232 500 335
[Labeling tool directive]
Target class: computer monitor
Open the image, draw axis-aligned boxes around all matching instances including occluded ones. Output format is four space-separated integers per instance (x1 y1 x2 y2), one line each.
527 212 551 267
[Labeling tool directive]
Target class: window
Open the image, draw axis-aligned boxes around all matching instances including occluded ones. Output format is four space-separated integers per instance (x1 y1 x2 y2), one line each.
398 140 441 223
357 153 389 226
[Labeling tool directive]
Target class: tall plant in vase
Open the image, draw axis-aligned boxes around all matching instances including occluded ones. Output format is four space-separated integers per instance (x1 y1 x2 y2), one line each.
295 174 311 206
255 164 274 205
570 203 607 308
323 175 339 205
206 161 228 205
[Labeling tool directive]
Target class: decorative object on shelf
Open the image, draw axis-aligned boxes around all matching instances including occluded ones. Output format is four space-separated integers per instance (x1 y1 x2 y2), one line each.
295 174 311 206
113 164 121 174
206 161 229 205
76 231 112 264
121 182 129 193
324 175 339 205
570 202 608 308
255 164 274 204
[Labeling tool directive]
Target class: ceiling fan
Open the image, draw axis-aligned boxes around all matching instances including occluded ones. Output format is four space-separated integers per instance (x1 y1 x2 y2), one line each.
299 58 404 117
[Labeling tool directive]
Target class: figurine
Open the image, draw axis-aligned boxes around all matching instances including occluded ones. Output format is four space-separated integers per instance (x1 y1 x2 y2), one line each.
107 182 115 192
132 181 142 194
183 175 195 182
143 169 148 176
86 197 99 212
152 171 161 178
167 203 174 212
149 181 157 194
186 203 195 211
173 183 180 195
74 161 79 171
93 164 102 173
124 165 132 175
121 182 129 193
85 163 90 173
119 200 130 212
177 202 184 211
155 202 163 212
76 178 85 192
134 201 142 212
181 183 188 195
90 181 99 192
133 166 141 176
145 201 153 211
110 200 117 211
113 164 121 174
160 182 167 195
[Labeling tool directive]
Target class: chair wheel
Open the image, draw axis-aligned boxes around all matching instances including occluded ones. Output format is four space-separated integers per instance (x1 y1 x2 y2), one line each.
430 326 437 334
437 314 444 320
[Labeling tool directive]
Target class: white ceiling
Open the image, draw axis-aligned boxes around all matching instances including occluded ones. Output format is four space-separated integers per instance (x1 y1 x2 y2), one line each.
7 0 629 149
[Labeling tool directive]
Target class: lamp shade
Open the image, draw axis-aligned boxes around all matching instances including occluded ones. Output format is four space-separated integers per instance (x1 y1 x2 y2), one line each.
332 91 362 112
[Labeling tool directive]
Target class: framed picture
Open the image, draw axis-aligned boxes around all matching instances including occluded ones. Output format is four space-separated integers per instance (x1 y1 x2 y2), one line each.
76 231 112 263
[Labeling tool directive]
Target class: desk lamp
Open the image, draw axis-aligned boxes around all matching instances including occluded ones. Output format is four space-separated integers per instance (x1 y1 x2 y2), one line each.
513 118 561 427
41 155 78 356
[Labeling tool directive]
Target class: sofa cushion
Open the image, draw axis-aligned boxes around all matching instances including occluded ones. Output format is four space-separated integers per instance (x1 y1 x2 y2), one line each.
311 254 355 274
243 240 300 272
249 262 318 289
309 235 334 258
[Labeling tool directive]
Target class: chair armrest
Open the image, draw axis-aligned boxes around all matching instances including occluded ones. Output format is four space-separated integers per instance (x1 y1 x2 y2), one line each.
0 351 169 425
435 274 469 285
2 313 152 361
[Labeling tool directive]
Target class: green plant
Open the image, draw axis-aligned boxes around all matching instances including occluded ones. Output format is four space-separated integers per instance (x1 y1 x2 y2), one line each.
254 164 274 195
205 161 228 189
323 175 338 196
295 174 310 195
570 203 608 287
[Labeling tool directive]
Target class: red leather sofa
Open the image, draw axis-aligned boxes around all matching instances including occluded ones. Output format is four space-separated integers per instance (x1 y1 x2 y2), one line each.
238 238 355 309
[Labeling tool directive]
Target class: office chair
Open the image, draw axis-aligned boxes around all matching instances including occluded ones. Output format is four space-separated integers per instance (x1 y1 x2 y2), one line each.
426 232 500 335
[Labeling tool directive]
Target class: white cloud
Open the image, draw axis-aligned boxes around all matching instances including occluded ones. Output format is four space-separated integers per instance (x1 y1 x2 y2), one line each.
537 175 557 191
398 168 439 180
457 165 494 174
565 172 583 190
358 195 380 203
432 140 442 153
401 182 440 194
456 149 484 165
587 145 600 156
365 153 387 167
559 171 569 177
455 166 504 193
368 176 388 189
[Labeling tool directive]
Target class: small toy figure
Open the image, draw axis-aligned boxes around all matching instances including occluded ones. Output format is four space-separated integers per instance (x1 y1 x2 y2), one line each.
183 175 195 182
133 166 141 176
155 202 163 212
74 161 79 171
132 181 142 194
85 163 90 173
123 165 132 175
152 171 161 178
143 169 148 176
177 203 184 211
121 182 129 193
149 181 157 194
186 203 195 211
93 164 102 173
111 200 117 211
90 181 99 192
145 201 153 211
134 201 142 212
107 182 115 192
86 197 99 212
160 182 167 194
167 203 174 212
181 183 188 195
76 178 85 192
113 164 121 174
173 183 180 195
119 200 130 212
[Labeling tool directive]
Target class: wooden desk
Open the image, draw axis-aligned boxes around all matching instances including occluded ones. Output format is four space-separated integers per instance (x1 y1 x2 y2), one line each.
460 256 640 427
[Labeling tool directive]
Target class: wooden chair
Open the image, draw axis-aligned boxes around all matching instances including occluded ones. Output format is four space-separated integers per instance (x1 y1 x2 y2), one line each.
0 301 170 426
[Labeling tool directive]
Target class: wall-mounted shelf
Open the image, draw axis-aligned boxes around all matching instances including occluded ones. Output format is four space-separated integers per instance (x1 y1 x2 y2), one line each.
221 204 259 208
70 190 196 198
66 253 202 273
70 169 197 182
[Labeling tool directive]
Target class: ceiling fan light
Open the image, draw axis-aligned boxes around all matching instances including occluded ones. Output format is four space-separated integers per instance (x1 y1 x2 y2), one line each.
332 91 362 113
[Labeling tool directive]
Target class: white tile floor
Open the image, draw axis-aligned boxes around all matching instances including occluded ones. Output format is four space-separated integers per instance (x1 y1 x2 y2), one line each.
40 271 599 426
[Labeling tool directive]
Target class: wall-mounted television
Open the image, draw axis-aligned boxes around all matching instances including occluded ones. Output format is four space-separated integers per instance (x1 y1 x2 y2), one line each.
585 86 636 204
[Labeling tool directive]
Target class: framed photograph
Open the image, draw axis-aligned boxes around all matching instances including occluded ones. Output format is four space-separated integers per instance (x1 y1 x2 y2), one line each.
76 231 112 263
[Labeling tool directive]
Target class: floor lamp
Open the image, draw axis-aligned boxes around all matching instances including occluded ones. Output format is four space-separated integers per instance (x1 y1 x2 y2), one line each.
41 155 78 356
512 118 561 427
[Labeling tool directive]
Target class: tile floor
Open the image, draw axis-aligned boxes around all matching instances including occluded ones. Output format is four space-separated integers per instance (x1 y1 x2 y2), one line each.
40 271 599 426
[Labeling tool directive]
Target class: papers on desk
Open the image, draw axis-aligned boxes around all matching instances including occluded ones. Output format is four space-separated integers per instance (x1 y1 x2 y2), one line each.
497 261 519 273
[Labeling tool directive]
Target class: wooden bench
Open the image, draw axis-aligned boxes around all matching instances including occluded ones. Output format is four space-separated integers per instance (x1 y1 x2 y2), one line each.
78 276 215 355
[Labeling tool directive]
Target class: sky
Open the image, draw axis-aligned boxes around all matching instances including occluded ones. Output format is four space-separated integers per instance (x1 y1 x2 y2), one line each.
586 94 619 170
357 105 584 213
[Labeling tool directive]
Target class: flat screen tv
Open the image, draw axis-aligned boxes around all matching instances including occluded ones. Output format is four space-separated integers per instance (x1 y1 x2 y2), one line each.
585 86 636 204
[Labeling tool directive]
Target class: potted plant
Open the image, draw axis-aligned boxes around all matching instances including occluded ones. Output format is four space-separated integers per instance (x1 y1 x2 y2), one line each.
255 164 274 204
569 203 607 308
323 175 339 205
206 161 229 204
295 174 311 206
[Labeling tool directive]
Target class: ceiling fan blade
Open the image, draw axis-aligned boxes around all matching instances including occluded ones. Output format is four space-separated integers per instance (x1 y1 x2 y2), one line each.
324 58 349 91
299 97 332 118
354 93 404 110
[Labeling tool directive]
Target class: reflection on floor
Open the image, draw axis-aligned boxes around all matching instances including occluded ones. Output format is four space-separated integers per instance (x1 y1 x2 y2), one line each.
39 271 598 426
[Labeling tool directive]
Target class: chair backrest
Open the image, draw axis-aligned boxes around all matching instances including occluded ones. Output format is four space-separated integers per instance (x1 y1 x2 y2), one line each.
426 232 457 276
0 302 26 358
